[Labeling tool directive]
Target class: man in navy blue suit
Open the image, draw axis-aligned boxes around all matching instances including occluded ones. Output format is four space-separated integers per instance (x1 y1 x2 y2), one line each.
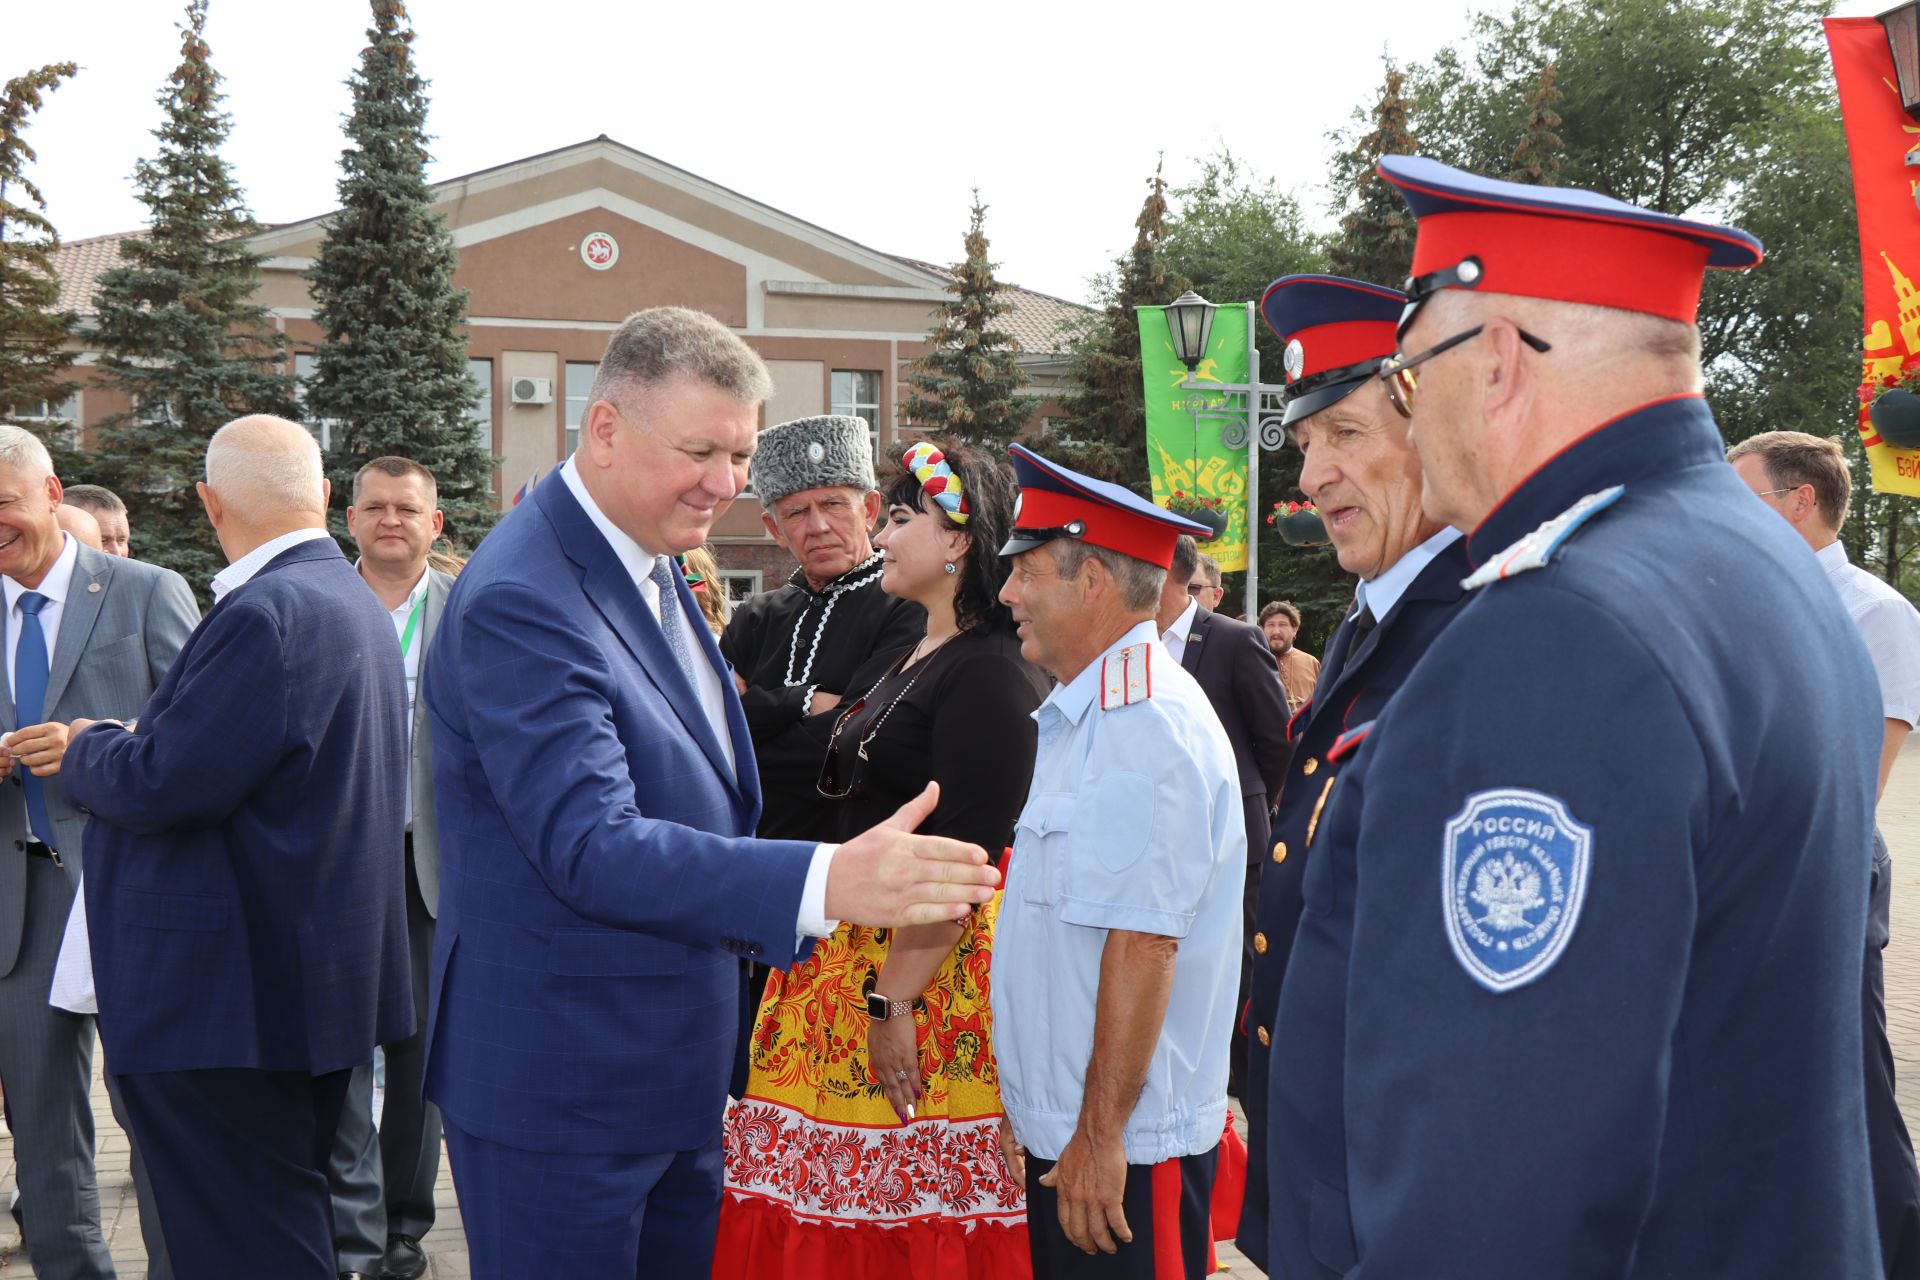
421 306 1001 1278
60 414 414 1278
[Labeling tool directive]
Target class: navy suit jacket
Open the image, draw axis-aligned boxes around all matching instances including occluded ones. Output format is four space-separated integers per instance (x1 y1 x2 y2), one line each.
64 538 413 1076
421 474 817 1156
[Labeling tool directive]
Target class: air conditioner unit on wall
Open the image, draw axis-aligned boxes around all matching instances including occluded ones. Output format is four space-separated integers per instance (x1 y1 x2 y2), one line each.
509 376 553 406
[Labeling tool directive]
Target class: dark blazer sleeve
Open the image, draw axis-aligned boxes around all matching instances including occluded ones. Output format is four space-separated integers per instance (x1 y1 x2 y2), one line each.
441 579 816 960
65 600 290 833
1233 621 1291 805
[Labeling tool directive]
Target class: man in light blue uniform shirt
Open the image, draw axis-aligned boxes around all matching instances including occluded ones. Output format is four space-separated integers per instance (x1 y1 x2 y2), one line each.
992 443 1244 1280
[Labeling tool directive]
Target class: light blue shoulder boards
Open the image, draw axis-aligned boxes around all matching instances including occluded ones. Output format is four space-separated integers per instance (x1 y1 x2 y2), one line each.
1461 485 1625 591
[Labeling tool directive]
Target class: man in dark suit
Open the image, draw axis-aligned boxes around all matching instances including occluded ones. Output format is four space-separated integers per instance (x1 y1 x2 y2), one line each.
421 307 999 1278
0 424 198 1280
1235 275 1475 1272
327 457 457 1280
59 414 414 1278
1154 533 1288 1099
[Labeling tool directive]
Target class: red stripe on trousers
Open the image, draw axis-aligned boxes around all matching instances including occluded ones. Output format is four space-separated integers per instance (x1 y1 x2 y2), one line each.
1151 1158 1185 1280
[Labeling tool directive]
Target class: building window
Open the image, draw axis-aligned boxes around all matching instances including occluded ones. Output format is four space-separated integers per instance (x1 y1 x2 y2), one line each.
718 569 762 604
8 395 78 450
292 353 331 451
467 357 494 453
831 370 882 455
565 361 598 457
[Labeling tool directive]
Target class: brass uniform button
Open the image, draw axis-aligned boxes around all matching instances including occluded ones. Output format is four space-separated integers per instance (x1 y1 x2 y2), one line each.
1302 756 1319 776
1253 932 1269 955
1272 840 1288 864
1257 1026 1271 1047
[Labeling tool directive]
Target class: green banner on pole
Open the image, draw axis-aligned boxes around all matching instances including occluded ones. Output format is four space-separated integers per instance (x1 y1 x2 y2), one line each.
1137 305 1249 572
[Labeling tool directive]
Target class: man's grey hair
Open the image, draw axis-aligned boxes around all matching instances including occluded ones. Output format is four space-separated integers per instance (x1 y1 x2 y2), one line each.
62 483 126 517
587 307 773 420
0 425 55 481
1053 540 1166 614
205 415 326 520
1196 552 1222 588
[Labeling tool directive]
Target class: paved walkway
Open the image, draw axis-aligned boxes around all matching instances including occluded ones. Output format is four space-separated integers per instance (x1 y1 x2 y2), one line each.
5 738 1918 1277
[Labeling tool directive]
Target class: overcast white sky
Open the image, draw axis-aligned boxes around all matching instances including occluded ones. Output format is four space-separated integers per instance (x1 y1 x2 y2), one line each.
10 0 1889 304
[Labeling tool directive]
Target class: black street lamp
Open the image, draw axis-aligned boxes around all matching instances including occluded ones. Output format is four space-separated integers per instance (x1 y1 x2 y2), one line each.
1882 2 1920 118
1164 291 1217 372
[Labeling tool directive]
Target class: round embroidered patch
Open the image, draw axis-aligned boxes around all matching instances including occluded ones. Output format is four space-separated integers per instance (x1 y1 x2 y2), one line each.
1441 788 1592 994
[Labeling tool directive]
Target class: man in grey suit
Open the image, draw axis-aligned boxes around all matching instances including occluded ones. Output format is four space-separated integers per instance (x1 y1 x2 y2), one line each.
0 425 197 1279
328 457 454 1280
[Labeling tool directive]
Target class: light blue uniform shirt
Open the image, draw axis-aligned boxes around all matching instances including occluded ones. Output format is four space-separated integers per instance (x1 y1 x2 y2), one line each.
992 620 1246 1165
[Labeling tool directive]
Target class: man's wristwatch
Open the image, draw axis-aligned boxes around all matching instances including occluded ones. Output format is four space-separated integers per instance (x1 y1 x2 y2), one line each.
866 992 923 1021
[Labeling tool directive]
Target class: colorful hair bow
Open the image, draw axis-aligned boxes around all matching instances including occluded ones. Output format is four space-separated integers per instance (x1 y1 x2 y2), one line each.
903 442 970 524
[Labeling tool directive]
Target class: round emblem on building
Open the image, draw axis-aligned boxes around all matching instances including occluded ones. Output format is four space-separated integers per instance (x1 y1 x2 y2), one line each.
580 232 620 271
1283 339 1305 381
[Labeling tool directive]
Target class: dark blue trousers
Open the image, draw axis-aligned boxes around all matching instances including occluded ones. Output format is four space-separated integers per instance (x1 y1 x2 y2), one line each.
443 1117 723 1278
1026 1147 1218 1279
112 1065 351 1279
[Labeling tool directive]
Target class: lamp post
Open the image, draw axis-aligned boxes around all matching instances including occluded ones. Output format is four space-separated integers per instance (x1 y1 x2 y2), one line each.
1879 2 1920 167
1162 291 1292 620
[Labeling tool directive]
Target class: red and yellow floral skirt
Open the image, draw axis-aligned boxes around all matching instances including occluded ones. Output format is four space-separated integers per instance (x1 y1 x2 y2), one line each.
714 894 1028 1279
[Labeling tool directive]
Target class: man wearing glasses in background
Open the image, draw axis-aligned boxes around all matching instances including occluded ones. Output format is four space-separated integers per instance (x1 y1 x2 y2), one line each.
1260 158 1885 1276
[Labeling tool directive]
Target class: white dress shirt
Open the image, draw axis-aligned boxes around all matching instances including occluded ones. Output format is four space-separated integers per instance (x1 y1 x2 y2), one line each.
1160 597 1199 664
5 532 79 845
1817 540 1920 728
557 459 838 937
209 527 334 602
1354 526 1464 622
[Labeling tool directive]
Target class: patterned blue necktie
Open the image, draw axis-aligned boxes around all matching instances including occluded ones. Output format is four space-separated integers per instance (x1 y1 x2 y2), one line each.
15 591 55 850
649 557 701 689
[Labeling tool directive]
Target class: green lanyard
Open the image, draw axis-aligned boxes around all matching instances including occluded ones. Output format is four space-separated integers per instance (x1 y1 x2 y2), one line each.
398 595 426 660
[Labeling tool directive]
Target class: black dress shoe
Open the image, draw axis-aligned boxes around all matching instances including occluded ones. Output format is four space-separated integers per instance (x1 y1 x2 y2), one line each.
380 1235 429 1280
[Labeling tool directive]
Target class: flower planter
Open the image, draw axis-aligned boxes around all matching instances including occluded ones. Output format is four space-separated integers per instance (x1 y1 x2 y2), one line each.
1279 510 1328 547
1179 506 1229 541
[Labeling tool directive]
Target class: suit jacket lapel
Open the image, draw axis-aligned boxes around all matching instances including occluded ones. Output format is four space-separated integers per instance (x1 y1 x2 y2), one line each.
44 549 109 715
539 481 738 792
1311 539 1471 719
414 568 452 745
1181 610 1211 675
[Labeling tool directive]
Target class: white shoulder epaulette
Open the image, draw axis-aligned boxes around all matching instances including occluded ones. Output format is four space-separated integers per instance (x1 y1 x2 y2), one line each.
1099 642 1153 711
1461 485 1625 591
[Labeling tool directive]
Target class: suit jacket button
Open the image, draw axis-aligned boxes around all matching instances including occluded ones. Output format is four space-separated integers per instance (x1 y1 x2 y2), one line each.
1271 841 1287 864
1257 1026 1271 1047
1302 757 1319 776
1253 932 1268 955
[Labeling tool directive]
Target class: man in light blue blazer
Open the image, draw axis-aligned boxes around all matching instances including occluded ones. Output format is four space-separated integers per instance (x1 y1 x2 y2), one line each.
0 425 198 1280
422 307 1000 1278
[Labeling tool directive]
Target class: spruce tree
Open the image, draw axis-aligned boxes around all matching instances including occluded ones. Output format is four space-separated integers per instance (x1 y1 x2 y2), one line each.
1051 162 1185 492
0 63 81 472
1508 63 1565 184
899 193 1028 449
91 0 296 587
306 0 493 546
1327 64 1420 288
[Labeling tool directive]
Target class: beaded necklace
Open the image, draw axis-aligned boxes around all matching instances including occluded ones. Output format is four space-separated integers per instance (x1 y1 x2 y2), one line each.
783 551 885 687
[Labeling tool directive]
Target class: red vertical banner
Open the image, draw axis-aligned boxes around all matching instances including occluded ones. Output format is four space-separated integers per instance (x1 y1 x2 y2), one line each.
1825 16 1920 496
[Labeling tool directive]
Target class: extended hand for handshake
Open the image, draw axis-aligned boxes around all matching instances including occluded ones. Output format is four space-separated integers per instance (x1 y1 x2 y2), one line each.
0 719 85 779
824 781 1000 927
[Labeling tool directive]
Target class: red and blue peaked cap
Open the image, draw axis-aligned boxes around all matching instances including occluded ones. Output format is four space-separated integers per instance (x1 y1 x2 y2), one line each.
1260 274 1408 426
1000 443 1211 570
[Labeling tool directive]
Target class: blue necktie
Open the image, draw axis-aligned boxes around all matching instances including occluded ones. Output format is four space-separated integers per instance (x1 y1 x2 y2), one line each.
649 557 701 689
15 592 54 850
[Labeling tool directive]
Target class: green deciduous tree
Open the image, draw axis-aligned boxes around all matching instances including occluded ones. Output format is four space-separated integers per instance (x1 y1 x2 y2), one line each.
0 62 81 471
1508 63 1565 184
1051 162 1185 492
1328 62 1420 289
306 0 494 547
90 0 296 587
898 193 1028 449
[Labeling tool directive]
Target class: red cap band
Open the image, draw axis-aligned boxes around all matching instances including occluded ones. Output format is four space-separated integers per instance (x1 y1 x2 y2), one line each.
1411 210 1711 325
1288 319 1401 382
1017 488 1181 569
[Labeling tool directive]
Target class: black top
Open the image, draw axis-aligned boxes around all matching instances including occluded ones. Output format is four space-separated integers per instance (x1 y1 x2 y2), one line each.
824 626 1049 852
719 555 925 840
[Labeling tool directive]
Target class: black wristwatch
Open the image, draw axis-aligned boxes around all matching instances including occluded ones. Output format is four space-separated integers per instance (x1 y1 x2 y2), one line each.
866 992 924 1021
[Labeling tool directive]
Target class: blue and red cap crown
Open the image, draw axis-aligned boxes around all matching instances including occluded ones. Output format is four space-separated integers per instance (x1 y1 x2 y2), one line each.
1260 275 1408 426
1001 444 1211 570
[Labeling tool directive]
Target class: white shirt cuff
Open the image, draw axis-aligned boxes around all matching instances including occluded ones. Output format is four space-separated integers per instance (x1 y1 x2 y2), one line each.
796 842 840 939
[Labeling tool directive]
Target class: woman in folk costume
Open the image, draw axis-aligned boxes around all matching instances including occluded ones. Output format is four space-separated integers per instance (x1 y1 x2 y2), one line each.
716 441 1047 1278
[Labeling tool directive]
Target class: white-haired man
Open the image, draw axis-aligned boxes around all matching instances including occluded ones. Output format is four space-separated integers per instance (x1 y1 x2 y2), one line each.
59 415 415 1278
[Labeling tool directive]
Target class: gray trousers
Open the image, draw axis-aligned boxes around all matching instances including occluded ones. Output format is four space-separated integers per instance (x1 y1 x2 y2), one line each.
328 849 441 1270
0 856 112 1279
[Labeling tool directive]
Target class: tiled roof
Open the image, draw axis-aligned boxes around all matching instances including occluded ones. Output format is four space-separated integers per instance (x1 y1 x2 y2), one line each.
890 256 1088 358
48 231 144 315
